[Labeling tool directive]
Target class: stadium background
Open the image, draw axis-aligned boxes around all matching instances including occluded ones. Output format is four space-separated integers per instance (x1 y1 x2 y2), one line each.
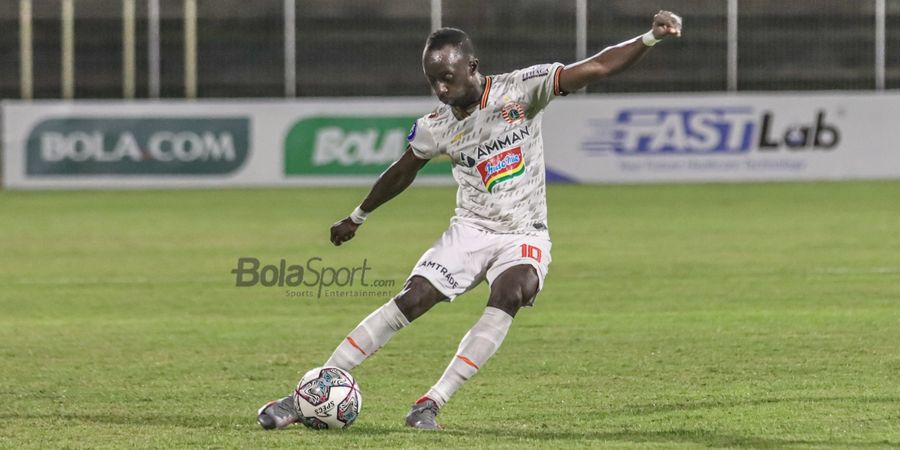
1 0 898 99
1 1 898 449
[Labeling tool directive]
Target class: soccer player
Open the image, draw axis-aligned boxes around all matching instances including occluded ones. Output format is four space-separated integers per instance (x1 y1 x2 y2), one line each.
259 10 682 430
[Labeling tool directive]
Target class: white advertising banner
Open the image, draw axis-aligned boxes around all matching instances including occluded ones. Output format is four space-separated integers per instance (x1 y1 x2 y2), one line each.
542 92 900 183
3 93 899 189
1 99 449 189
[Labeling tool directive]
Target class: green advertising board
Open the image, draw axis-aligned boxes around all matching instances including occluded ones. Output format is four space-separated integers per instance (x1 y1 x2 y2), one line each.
284 116 452 175
26 118 250 175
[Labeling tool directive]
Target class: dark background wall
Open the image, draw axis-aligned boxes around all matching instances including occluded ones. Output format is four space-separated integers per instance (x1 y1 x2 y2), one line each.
1 0 898 99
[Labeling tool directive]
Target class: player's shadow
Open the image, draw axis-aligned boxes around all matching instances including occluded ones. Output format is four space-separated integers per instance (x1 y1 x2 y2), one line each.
596 394 900 420
461 395 900 449
469 428 897 449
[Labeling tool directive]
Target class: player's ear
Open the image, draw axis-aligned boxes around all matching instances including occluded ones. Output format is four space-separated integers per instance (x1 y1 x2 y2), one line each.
469 57 479 74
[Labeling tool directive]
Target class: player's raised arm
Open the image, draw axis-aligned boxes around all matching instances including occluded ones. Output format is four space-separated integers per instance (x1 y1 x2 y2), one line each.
330 147 429 246
558 10 682 93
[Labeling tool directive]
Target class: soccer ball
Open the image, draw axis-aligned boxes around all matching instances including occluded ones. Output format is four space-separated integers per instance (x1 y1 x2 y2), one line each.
293 366 362 429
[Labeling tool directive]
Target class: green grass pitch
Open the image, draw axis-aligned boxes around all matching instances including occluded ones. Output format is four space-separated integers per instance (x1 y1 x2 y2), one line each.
0 182 898 449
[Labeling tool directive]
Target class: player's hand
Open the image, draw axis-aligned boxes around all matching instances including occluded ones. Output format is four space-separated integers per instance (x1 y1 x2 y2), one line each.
330 217 360 246
652 10 683 40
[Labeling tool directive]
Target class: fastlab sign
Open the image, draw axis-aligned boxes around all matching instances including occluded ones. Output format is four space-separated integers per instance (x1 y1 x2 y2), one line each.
581 107 841 155
26 118 250 175
284 116 451 176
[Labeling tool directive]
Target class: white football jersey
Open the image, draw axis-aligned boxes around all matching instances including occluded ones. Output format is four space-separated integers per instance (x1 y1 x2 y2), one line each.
407 62 566 235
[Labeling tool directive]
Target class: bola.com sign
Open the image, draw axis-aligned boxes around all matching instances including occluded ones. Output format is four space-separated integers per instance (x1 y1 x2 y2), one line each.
4 94 899 189
283 116 451 176
1 100 446 189
25 117 250 175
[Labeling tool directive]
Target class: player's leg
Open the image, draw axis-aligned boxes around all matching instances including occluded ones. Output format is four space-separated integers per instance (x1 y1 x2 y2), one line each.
407 232 550 430
407 265 539 430
327 222 479 373
257 277 445 430
323 276 445 371
260 223 485 430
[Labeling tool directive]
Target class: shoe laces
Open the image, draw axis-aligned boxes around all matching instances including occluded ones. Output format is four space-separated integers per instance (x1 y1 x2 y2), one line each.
415 400 439 416
273 397 298 418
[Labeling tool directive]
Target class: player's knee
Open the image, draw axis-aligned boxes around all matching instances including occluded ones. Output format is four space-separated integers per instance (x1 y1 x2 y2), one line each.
487 266 539 317
488 284 536 317
393 276 445 322
487 290 528 317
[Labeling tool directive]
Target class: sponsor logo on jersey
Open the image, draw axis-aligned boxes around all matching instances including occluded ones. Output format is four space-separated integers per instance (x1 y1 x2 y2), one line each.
474 126 530 159
581 107 841 155
418 260 460 290
459 152 477 168
521 66 550 82
477 146 525 192
501 102 526 125
26 117 250 175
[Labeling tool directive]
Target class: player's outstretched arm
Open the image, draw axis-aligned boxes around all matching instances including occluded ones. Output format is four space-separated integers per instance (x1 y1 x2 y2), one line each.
330 147 429 246
558 10 682 93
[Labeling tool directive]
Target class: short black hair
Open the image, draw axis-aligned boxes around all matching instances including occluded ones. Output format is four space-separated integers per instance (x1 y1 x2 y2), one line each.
424 27 475 56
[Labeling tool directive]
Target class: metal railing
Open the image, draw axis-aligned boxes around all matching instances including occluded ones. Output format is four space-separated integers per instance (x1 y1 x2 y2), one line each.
6 0 895 100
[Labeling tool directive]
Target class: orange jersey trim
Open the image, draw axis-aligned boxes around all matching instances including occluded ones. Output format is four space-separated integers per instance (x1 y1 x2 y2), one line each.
480 76 493 109
553 66 564 96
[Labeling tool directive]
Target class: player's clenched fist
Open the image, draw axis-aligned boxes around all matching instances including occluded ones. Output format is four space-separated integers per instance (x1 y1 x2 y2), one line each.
330 217 359 246
652 10 683 39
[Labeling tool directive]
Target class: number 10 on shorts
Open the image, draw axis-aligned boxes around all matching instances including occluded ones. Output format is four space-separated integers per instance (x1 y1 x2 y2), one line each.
520 244 542 263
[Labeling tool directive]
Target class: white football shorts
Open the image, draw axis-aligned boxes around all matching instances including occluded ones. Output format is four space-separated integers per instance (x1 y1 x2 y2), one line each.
407 221 552 305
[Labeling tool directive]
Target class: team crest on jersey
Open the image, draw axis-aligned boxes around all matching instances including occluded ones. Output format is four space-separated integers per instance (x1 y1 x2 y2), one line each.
501 102 526 125
477 147 525 193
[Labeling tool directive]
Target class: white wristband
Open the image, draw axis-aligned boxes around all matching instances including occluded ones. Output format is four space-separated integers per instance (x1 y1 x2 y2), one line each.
641 30 661 47
349 206 369 225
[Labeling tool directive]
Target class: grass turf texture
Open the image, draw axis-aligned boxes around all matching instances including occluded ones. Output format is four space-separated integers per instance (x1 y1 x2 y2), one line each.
0 182 898 449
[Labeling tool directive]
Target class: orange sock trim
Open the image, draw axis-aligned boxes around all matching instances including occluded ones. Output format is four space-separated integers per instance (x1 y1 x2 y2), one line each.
456 354 480 370
346 336 367 356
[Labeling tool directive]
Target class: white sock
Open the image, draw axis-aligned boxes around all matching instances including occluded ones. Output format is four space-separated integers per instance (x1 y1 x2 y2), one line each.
424 307 513 407
324 299 410 371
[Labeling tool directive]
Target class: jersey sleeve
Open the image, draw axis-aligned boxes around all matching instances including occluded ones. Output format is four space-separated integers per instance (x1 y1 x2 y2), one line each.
406 116 441 160
516 62 567 113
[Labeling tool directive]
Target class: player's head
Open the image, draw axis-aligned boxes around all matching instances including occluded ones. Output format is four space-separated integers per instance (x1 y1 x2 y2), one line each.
422 27 482 108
